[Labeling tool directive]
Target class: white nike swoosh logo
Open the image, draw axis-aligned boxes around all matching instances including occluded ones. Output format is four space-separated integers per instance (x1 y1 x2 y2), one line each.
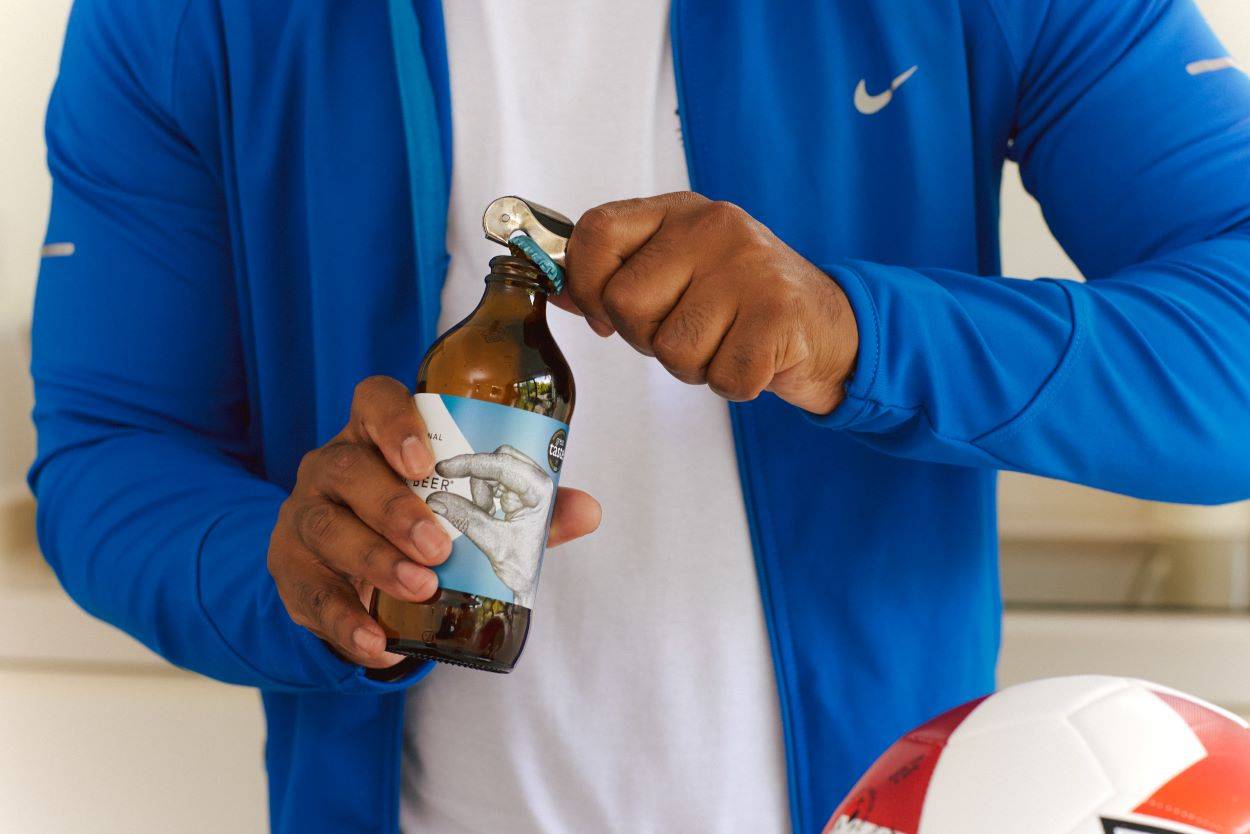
854 65 918 115
1186 56 1241 76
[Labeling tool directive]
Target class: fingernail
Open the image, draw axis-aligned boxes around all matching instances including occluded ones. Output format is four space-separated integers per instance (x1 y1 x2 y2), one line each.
395 560 434 596
411 519 451 564
402 436 433 477
352 626 384 655
587 318 614 338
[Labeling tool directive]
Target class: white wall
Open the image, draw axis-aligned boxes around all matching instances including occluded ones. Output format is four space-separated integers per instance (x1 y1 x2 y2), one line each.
0 0 72 328
0 0 68 499
0 668 267 834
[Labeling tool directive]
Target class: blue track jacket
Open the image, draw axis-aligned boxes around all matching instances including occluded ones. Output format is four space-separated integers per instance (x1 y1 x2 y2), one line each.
30 0 1250 831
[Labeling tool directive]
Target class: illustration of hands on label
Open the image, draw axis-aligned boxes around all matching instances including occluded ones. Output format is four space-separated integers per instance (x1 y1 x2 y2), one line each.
425 445 555 608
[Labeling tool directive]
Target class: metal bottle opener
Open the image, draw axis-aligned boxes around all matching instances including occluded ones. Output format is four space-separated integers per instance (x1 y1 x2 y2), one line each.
482 196 574 292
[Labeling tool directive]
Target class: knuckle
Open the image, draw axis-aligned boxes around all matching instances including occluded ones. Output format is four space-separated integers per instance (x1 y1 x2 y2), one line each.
698 200 746 232
303 582 338 622
266 548 287 584
273 499 297 537
350 380 397 435
299 502 339 546
286 581 320 628
729 339 768 383
666 366 706 386
653 334 697 374
289 605 314 631
573 206 615 248
601 277 645 323
282 596 312 630
654 307 710 368
295 450 319 483
651 334 685 370
379 489 419 524
321 440 365 478
358 543 394 577
705 363 742 399
669 190 709 209
706 357 762 401
669 363 707 384
350 376 403 431
352 375 390 403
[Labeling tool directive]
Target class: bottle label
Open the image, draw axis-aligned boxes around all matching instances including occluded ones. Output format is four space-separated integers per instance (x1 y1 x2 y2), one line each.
410 393 568 608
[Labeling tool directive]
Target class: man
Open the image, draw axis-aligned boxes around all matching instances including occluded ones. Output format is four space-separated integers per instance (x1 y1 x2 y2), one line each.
29 0 1250 831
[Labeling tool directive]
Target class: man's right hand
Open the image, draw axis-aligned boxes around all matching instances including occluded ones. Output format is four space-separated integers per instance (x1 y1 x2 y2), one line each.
267 376 602 670
267 376 450 669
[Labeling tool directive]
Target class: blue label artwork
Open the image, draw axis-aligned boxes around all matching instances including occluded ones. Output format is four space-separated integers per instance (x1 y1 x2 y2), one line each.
410 393 569 607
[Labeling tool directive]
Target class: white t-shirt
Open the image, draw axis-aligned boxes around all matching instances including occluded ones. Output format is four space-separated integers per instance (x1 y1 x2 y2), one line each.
401 3 789 831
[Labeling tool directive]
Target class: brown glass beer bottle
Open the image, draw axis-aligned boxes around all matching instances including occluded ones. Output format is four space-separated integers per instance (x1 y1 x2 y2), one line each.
370 197 575 672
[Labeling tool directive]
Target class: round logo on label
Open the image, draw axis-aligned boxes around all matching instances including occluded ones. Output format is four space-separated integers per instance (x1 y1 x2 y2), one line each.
547 428 567 472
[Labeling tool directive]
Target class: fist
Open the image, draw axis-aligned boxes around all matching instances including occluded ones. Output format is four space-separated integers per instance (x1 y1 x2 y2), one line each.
558 192 858 415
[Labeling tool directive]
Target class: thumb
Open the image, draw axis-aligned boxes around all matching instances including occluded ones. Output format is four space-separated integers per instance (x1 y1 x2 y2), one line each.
427 492 502 545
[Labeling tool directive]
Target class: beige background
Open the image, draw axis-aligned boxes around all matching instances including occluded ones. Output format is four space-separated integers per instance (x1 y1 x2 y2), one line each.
2 2 1249 832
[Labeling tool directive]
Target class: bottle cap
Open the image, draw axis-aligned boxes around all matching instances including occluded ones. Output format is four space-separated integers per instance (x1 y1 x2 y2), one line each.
506 231 566 293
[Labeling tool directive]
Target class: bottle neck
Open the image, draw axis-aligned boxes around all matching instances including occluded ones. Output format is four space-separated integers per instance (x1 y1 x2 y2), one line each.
474 255 551 321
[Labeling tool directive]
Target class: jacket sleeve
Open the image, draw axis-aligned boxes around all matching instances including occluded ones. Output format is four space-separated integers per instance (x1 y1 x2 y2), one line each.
814 0 1250 505
28 0 422 693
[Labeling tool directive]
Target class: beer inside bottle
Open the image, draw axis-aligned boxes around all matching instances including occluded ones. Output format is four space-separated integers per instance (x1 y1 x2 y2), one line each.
371 254 574 672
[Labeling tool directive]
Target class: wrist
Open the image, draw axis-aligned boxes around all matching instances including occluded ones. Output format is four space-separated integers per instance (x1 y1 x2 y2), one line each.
827 276 859 392
799 270 860 416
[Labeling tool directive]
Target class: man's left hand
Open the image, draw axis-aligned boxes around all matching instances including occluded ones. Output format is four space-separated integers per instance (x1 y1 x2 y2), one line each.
557 192 858 415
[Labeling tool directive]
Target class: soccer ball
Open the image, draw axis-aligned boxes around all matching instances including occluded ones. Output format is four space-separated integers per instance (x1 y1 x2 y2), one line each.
825 676 1250 834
